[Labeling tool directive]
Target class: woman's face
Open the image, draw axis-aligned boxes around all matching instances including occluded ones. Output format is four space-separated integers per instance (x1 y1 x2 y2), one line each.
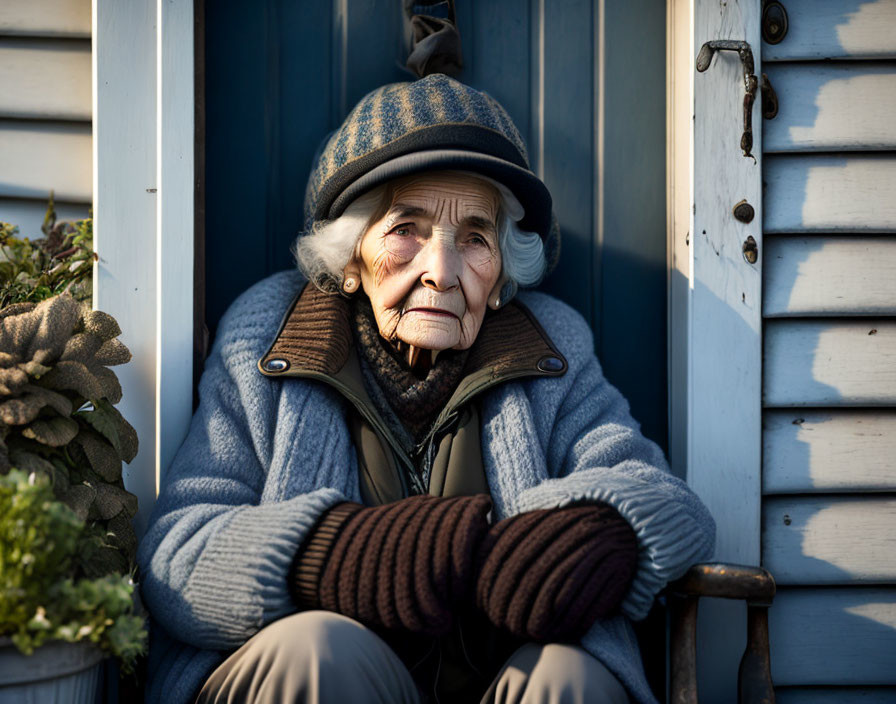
349 172 504 353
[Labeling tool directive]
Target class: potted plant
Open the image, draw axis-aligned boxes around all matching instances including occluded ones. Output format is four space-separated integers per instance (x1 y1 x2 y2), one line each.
0 208 147 701
0 471 146 702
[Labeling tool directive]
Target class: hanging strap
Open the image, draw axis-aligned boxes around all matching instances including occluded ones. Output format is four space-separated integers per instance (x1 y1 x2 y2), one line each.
404 0 463 77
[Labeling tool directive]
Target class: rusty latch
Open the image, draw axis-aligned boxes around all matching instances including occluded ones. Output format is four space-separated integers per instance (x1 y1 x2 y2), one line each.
696 40 763 159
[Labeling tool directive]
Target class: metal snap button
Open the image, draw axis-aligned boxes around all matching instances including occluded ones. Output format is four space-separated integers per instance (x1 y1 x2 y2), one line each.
263 358 289 372
537 356 564 372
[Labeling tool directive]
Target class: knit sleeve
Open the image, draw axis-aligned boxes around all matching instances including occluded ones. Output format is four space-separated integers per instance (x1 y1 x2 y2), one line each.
136 272 352 651
499 293 716 622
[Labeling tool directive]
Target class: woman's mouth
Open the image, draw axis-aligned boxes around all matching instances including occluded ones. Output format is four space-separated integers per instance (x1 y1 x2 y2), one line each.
404 307 459 319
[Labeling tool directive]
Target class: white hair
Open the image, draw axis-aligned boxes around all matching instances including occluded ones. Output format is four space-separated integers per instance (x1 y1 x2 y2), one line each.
293 172 547 296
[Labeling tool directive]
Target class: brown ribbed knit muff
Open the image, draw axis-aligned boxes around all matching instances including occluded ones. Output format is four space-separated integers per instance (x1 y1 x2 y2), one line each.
475 503 638 643
290 494 492 637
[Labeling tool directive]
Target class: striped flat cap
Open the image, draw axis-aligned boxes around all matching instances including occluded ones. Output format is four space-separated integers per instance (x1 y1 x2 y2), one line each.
303 74 560 273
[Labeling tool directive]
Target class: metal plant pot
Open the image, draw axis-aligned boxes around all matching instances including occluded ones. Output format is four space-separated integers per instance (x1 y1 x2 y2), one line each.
0 638 103 704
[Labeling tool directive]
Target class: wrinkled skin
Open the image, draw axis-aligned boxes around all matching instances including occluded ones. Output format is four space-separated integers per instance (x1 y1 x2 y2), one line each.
343 172 505 366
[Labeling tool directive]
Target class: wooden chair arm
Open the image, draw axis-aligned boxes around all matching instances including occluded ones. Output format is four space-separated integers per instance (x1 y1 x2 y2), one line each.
670 562 775 603
668 562 776 704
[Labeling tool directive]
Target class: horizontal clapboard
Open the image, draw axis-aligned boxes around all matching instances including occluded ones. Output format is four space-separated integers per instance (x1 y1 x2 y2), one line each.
0 197 89 237
763 0 896 61
0 121 91 201
763 496 896 583
764 155 896 233
769 588 896 685
0 0 91 38
763 63 896 152
763 237 896 316
0 39 91 120
777 688 896 704
764 320 896 406
764 410 896 493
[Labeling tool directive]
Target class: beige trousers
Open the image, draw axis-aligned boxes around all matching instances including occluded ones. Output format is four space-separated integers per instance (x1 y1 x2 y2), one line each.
196 611 630 704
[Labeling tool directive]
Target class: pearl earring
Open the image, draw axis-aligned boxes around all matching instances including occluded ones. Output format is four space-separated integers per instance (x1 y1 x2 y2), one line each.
343 277 358 294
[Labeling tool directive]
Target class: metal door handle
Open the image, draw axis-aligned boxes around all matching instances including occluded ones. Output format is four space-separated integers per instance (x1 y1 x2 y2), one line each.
696 40 760 159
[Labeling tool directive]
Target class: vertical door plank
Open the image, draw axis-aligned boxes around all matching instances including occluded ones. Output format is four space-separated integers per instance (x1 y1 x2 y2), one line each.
340 0 406 117
204 3 272 335
596 0 668 448
539 0 594 323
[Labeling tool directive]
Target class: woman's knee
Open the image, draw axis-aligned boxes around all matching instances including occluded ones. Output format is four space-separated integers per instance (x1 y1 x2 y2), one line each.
491 642 629 704
198 611 420 703
265 610 369 660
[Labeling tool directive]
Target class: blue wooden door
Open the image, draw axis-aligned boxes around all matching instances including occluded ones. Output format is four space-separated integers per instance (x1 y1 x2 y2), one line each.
204 0 668 451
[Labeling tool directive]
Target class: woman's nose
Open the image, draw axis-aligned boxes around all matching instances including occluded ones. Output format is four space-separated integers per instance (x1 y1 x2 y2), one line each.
420 236 461 291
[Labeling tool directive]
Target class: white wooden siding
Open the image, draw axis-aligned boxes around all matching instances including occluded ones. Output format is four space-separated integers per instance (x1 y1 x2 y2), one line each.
764 155 896 233
760 2 896 692
764 320 896 406
0 0 90 37
763 497 896 583
0 38 91 120
0 121 92 202
762 0 896 61
763 410 896 493
769 589 896 685
0 2 92 229
763 237 896 316
763 63 896 152
777 689 896 704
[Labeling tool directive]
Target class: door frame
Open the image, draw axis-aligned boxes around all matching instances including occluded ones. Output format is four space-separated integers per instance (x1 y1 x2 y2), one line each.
667 0 764 698
92 0 195 536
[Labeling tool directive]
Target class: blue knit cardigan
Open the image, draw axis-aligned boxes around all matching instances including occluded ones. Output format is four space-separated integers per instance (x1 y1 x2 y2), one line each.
137 269 715 704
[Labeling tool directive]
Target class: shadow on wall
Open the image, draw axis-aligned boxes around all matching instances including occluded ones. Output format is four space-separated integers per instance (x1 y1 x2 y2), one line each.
764 62 896 152
763 503 896 685
569 243 667 455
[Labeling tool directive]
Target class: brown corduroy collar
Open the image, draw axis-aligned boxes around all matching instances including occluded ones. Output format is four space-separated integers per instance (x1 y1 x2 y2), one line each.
258 282 567 393
257 282 567 473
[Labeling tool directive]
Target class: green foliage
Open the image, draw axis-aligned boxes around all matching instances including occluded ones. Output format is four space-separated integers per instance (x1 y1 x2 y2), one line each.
0 285 138 572
0 199 144 669
0 195 94 309
0 470 147 671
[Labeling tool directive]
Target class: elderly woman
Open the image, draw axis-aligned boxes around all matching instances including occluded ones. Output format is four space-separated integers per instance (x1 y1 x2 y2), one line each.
138 74 714 704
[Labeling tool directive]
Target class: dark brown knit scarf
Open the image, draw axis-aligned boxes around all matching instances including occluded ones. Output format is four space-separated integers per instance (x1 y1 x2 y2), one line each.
351 296 468 442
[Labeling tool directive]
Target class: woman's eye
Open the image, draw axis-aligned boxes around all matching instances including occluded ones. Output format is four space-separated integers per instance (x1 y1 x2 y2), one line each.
392 224 413 236
468 234 488 246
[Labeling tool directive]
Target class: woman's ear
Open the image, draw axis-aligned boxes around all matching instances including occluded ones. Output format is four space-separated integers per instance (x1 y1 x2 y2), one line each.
342 261 362 295
487 275 516 310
